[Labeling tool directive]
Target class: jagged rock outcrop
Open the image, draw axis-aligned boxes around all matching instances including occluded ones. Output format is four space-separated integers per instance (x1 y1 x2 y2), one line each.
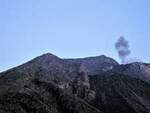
72 71 95 102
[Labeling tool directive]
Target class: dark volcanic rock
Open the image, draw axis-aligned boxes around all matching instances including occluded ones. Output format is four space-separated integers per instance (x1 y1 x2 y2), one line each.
108 62 150 83
0 53 150 113
0 53 117 113
89 74 150 113
66 55 119 75
0 53 118 93
0 78 102 113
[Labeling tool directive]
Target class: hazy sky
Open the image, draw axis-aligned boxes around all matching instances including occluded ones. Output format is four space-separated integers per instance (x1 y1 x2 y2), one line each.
0 0 150 72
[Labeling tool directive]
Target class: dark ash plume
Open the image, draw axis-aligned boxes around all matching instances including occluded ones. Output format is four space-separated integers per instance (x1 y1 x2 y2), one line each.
115 36 131 64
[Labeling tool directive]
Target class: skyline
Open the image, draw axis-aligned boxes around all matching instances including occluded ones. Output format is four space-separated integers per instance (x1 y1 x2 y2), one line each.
1 0 150 72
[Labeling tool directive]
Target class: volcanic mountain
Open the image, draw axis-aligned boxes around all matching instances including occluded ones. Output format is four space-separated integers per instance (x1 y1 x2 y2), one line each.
0 53 150 113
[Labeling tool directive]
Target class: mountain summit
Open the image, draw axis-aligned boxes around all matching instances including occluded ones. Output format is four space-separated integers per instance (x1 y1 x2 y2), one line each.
0 53 150 113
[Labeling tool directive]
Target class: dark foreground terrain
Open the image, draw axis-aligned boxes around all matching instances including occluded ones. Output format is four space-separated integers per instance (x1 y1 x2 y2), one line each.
0 53 150 113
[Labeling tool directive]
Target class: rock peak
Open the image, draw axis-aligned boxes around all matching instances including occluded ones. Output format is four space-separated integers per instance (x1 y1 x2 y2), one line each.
39 53 59 58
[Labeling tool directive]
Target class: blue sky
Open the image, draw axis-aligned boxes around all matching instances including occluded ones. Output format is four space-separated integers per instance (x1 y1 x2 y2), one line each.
0 0 150 72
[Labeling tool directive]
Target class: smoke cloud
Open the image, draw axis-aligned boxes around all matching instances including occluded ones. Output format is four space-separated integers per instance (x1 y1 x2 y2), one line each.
115 36 131 64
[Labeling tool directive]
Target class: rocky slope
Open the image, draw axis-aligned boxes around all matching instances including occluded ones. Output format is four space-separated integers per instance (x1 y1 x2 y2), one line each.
0 53 150 113
0 78 102 113
66 55 118 75
89 74 150 113
106 62 150 83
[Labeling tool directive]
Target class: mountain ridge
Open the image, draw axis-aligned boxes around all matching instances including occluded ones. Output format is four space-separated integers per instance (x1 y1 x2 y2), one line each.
0 53 150 113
